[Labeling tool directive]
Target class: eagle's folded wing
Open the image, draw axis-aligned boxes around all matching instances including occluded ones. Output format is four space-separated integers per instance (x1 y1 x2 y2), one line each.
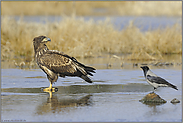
39 51 87 76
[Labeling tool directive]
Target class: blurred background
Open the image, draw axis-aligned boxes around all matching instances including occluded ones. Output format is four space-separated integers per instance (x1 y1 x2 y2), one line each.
1 1 182 69
1 2 182 122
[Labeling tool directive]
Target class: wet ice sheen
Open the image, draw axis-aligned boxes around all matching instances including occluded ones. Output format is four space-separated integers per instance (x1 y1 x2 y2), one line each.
1 68 182 122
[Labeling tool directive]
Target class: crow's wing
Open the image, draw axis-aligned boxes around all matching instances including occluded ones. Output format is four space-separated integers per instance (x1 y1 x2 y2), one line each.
147 75 178 90
147 75 169 84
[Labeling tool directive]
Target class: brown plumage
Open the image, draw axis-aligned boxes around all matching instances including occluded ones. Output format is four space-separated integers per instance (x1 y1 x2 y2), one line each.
33 36 96 91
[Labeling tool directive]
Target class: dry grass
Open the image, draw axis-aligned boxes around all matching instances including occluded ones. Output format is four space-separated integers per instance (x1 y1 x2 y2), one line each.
1 1 182 16
126 22 182 60
1 16 182 63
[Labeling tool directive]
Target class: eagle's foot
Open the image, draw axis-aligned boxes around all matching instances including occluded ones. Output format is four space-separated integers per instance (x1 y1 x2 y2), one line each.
41 87 58 93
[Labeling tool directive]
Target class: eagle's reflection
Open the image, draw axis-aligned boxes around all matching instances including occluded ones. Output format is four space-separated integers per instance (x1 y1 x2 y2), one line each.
36 93 93 114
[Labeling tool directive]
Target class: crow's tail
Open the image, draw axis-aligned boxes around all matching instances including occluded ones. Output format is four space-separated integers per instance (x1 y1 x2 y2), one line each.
168 83 178 90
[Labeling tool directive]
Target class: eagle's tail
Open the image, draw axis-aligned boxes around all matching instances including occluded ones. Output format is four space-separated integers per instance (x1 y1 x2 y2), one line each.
81 66 95 83
72 56 96 75
81 75 92 83
168 83 178 90
72 57 96 83
84 66 96 76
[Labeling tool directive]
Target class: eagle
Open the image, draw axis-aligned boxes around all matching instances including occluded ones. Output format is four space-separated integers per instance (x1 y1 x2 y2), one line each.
33 36 96 92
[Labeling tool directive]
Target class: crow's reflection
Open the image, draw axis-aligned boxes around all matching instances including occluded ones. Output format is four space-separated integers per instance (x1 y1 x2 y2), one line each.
36 94 93 114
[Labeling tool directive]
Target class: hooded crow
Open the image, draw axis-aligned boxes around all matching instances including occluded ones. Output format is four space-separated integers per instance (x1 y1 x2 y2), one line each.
140 66 178 91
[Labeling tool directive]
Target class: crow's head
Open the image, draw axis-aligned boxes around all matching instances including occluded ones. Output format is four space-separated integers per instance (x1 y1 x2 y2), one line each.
140 66 149 76
140 66 149 71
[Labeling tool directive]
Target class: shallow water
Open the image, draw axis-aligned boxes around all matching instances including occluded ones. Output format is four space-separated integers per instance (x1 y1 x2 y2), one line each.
1 67 182 122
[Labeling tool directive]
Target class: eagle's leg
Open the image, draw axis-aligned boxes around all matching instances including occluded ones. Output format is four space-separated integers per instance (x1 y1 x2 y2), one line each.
41 75 58 94
49 82 52 90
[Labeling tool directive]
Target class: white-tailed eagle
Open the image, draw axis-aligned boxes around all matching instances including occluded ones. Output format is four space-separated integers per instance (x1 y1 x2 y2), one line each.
33 36 96 92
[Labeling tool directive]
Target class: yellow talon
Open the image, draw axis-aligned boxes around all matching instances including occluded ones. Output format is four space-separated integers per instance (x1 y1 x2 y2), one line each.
42 87 57 92
41 83 58 98
41 83 58 93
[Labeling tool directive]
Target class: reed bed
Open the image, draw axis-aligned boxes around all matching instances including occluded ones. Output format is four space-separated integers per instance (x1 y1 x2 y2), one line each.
1 16 182 64
2 1 181 16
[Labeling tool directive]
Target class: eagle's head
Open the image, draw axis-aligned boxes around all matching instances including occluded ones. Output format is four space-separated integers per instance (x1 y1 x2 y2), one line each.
33 35 51 45
33 35 51 53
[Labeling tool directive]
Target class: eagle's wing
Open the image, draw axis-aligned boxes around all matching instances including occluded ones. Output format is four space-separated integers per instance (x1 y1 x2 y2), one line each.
38 51 87 76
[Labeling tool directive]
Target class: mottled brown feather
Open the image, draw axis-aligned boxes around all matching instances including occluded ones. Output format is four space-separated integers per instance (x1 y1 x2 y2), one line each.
33 36 96 83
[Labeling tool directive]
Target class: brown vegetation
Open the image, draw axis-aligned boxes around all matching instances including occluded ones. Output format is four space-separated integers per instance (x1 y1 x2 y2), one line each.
1 16 182 64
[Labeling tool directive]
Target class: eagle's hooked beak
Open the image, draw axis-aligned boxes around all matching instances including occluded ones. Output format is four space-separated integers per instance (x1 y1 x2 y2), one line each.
42 37 51 43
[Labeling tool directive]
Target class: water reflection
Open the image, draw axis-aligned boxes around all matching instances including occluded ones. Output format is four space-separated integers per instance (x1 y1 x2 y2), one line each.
146 105 163 116
142 102 166 107
36 94 93 115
